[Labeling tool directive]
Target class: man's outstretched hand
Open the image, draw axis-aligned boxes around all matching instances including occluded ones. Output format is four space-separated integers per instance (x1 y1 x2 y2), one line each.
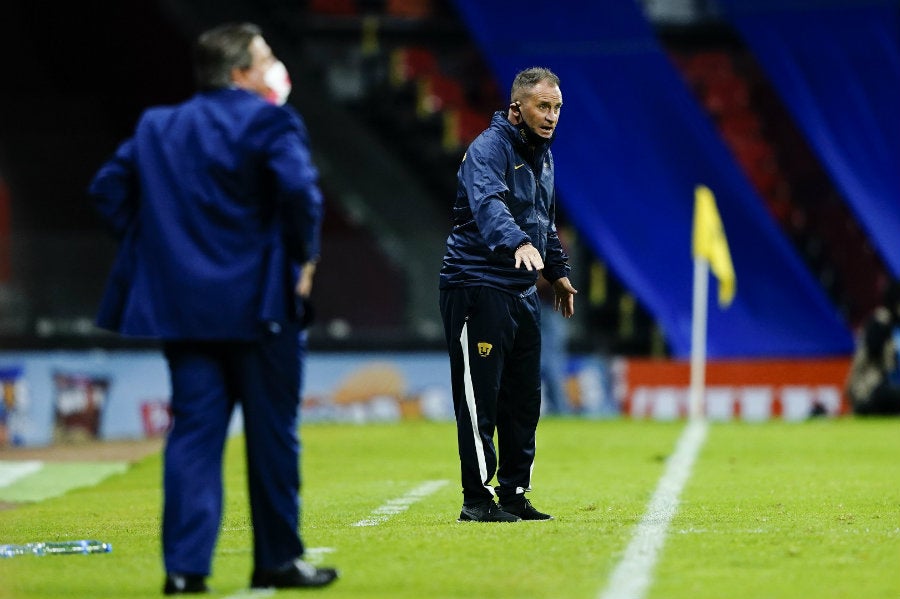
552 277 577 318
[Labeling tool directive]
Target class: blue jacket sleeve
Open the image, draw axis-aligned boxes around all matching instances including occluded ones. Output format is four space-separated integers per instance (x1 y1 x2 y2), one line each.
543 189 570 283
88 139 138 240
461 137 529 254
265 106 324 264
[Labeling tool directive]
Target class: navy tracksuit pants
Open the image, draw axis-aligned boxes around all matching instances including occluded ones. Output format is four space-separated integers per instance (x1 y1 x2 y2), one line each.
161 325 304 576
440 285 543 506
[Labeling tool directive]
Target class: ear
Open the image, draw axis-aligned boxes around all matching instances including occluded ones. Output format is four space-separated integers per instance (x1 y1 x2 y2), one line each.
508 101 522 123
230 66 245 86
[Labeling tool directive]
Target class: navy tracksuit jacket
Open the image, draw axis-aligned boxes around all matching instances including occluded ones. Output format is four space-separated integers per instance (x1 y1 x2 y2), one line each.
439 111 570 506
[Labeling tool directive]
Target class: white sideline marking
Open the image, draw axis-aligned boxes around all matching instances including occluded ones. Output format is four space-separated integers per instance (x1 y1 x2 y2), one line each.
222 480 447 598
598 419 709 599
676 527 766 535
352 480 449 527
0 460 43 488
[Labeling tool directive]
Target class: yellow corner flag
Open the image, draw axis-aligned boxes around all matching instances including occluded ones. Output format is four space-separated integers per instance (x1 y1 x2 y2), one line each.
692 185 736 307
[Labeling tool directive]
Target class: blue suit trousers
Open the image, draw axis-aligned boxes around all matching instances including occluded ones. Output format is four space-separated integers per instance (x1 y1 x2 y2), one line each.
162 325 303 576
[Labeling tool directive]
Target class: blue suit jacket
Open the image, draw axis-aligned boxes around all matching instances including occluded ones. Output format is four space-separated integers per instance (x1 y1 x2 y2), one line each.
89 88 323 340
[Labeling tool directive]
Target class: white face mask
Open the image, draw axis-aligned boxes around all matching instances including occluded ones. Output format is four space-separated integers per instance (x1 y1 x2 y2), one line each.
263 61 292 106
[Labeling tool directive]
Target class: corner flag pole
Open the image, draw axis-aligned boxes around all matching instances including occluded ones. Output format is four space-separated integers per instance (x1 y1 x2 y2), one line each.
690 184 736 421
688 256 709 421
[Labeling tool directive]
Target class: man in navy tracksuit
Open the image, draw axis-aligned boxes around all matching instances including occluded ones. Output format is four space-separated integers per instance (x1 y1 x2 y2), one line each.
439 67 577 523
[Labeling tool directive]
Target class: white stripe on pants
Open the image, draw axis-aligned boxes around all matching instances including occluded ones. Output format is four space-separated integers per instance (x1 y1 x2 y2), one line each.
460 321 496 497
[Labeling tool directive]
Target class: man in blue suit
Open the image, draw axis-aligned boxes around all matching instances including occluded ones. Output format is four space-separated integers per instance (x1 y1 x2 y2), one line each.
89 23 337 594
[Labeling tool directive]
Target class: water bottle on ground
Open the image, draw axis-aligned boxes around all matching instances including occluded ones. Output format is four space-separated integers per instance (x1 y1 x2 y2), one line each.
0 540 112 557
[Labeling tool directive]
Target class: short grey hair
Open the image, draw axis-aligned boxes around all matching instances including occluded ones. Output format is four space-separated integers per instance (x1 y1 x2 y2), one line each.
510 67 561 102
192 22 262 90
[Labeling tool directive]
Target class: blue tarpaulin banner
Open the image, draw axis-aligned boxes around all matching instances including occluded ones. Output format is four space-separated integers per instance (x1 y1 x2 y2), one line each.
451 0 853 358
718 0 900 278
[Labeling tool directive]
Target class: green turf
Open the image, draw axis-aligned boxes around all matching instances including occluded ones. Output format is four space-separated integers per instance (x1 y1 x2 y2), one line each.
0 462 128 503
1 418 898 598
655 419 900 599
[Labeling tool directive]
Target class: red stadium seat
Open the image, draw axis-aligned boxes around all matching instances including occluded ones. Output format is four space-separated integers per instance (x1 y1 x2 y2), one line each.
308 0 358 16
390 46 440 86
684 51 734 82
442 107 487 151
703 75 750 115
720 109 761 138
417 73 466 116
386 0 434 18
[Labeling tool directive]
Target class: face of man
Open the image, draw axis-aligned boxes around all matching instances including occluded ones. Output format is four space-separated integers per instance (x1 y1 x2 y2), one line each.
231 35 277 97
514 80 563 139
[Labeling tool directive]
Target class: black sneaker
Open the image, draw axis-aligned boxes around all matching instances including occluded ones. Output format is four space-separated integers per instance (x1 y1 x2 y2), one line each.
458 501 522 522
163 574 209 595
499 497 553 520
251 558 338 589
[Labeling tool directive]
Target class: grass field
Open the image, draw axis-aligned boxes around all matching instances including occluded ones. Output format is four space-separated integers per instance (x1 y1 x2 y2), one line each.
2 417 899 598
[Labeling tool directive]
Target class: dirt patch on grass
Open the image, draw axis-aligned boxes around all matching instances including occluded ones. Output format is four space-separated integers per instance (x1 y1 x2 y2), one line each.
0 438 164 463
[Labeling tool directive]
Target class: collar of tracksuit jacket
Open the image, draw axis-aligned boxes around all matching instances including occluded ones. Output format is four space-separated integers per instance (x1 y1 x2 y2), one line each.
493 111 555 173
